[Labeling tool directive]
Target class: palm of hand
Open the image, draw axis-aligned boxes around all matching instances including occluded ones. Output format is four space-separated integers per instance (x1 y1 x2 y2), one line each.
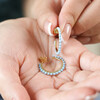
0 18 99 100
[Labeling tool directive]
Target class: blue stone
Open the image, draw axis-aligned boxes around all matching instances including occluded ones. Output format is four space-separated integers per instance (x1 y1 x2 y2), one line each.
61 69 63 71
58 70 61 73
50 73 53 75
53 73 56 75
42 70 45 73
47 72 50 75
62 66 65 70
55 72 59 75
44 72 47 74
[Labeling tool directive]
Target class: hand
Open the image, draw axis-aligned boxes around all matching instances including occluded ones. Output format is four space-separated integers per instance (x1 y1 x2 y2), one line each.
0 18 100 100
74 23 100 44
24 0 100 44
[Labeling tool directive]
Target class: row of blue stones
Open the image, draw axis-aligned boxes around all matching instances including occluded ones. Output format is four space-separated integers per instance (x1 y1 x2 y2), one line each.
39 56 66 76
55 27 62 55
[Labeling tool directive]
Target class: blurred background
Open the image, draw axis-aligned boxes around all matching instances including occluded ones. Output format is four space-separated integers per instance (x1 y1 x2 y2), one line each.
0 0 23 22
0 0 100 100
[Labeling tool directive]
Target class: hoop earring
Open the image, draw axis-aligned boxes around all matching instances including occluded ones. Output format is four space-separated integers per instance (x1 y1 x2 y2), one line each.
38 27 66 76
54 27 62 55
39 56 66 76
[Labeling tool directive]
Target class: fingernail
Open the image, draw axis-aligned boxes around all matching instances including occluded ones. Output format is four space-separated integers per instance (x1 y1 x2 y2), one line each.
85 93 100 100
64 24 71 35
44 21 54 36
62 24 72 43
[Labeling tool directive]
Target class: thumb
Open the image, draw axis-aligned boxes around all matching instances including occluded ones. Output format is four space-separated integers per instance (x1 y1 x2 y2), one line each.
80 51 100 71
0 54 30 100
59 0 90 42
24 0 59 36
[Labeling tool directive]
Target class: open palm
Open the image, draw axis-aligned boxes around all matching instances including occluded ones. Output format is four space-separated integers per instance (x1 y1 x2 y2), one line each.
0 18 100 100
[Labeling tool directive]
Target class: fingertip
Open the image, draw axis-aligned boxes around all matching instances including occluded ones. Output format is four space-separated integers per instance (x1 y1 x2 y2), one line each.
61 24 72 43
44 22 54 36
44 15 58 36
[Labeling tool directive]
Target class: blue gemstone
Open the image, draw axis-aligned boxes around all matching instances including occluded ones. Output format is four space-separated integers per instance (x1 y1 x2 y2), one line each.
53 73 56 75
59 43 61 46
63 63 66 66
58 70 61 73
50 73 53 75
40 69 43 71
39 64 41 67
44 71 47 74
47 72 50 75
39 67 41 69
61 69 63 71
42 70 45 73
55 72 59 75
62 67 65 70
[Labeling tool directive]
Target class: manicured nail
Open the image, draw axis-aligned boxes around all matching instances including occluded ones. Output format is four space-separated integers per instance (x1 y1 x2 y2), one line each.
61 24 72 43
65 24 72 35
85 93 100 100
44 21 54 36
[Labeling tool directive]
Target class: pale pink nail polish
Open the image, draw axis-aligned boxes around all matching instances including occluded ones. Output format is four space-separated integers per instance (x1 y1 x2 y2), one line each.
61 24 72 43
64 24 72 35
44 21 54 36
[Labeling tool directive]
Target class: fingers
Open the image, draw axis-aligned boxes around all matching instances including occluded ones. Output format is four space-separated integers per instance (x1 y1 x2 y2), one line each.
62 38 100 71
59 0 90 42
76 24 100 44
24 0 59 36
76 36 91 44
76 34 100 44
0 54 30 100
80 51 100 71
73 0 100 35
36 87 95 100
77 76 100 91
75 23 100 44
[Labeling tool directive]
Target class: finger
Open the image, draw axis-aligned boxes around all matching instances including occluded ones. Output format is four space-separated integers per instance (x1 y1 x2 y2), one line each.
80 51 100 71
77 76 100 91
62 38 87 67
24 0 60 36
73 0 100 35
76 36 91 44
76 35 100 44
36 87 95 100
62 38 100 71
0 54 30 100
59 0 90 42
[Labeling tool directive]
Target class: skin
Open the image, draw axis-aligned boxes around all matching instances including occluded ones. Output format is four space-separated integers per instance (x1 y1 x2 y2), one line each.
24 0 100 44
0 18 100 100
